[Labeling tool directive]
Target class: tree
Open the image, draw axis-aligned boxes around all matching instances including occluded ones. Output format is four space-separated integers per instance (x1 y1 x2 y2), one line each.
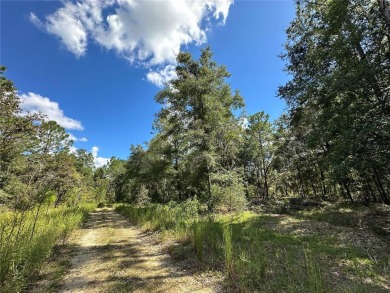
93 157 126 204
154 47 245 202
279 0 390 203
32 120 71 155
0 66 37 208
244 112 276 200
1 66 96 209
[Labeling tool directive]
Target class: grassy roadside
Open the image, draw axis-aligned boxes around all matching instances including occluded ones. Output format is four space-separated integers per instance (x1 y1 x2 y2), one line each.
116 202 390 292
0 204 95 292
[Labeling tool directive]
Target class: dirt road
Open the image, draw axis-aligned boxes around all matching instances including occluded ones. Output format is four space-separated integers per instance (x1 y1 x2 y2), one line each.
59 208 217 293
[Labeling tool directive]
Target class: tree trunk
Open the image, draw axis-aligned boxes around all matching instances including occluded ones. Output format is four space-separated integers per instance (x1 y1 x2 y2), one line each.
311 182 317 197
206 161 212 199
263 170 269 199
284 182 288 197
366 179 378 203
320 169 327 198
296 164 308 198
342 181 354 202
174 155 182 200
373 171 390 204
262 163 269 199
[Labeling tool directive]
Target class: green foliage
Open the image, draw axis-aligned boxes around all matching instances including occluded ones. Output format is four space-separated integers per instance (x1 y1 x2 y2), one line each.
117 48 245 205
93 157 127 204
244 111 276 200
0 67 102 210
278 0 390 203
117 204 389 292
0 67 37 206
136 184 150 205
115 199 202 231
223 224 233 278
0 204 94 292
97 202 106 208
210 170 247 213
0 67 100 291
112 36 390 208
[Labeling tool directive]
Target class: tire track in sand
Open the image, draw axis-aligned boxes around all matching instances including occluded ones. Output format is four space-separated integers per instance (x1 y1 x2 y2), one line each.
59 208 217 293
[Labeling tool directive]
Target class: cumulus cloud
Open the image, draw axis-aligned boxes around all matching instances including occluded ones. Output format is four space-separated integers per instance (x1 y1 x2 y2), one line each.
19 92 84 131
91 146 109 168
146 65 177 88
68 133 88 142
78 137 88 142
18 92 112 165
31 0 233 83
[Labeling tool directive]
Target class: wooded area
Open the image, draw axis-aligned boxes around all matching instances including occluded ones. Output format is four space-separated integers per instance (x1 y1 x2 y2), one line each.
1 0 389 292
115 0 390 208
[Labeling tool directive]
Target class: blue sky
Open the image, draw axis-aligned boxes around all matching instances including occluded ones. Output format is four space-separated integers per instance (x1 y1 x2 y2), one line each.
1 0 295 166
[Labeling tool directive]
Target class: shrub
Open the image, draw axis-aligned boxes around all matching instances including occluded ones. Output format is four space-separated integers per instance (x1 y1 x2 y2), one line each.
210 170 247 213
97 202 106 208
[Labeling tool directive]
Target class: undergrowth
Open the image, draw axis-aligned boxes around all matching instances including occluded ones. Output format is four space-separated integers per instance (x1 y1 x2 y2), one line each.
0 204 94 292
116 202 390 292
294 202 390 241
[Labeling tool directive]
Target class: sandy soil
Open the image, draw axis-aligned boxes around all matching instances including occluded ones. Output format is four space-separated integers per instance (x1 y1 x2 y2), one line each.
59 208 217 293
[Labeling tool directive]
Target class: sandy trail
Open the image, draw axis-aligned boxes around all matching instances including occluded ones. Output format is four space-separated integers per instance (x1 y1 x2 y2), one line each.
59 208 216 293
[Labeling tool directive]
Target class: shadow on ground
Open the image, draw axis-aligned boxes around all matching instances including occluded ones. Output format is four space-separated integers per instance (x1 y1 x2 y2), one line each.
58 209 214 293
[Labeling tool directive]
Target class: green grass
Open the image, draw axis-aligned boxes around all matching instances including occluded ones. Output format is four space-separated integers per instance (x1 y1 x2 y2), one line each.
294 204 363 227
28 243 76 293
117 203 390 292
0 204 95 292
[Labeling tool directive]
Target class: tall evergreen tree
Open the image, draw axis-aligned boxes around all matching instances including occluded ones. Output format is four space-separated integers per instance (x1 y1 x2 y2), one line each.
154 48 245 203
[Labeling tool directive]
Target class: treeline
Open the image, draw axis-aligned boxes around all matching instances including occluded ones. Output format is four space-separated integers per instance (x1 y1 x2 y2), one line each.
114 0 390 208
0 66 121 291
0 65 126 210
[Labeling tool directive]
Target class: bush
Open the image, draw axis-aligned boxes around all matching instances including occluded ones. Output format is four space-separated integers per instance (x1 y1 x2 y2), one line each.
97 202 106 208
210 170 247 213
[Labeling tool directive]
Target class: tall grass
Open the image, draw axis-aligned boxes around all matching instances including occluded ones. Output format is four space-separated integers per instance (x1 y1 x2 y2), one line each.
0 204 94 292
223 224 233 277
117 203 389 292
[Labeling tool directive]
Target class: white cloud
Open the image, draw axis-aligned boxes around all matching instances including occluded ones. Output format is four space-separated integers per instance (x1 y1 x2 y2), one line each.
146 65 177 88
33 1 88 58
19 92 83 131
91 146 109 168
29 12 44 29
239 117 249 129
69 145 78 154
210 0 233 24
68 133 88 142
31 0 233 71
